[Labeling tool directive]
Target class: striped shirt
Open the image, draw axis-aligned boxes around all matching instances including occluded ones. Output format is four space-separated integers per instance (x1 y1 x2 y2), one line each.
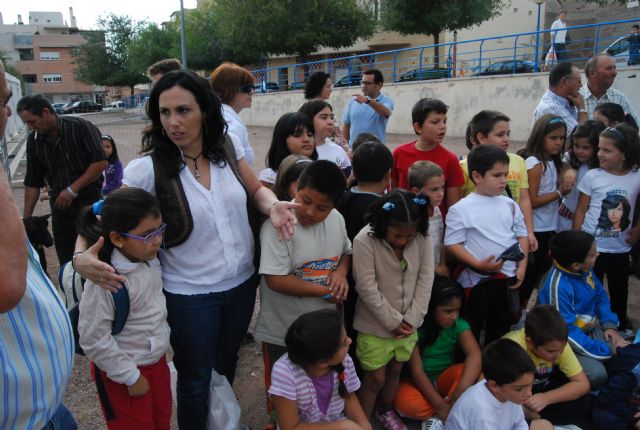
24 115 105 199
269 353 360 424
533 89 578 135
579 85 640 126
0 241 74 430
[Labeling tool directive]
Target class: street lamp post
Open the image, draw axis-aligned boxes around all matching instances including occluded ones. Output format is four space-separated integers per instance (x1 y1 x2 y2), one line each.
179 0 187 68
533 0 545 72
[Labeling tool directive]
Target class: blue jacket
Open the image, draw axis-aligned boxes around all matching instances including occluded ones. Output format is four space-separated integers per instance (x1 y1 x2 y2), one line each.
538 262 619 359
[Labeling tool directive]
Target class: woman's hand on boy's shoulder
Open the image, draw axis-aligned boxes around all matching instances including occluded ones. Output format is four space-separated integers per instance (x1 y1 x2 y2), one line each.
269 201 300 241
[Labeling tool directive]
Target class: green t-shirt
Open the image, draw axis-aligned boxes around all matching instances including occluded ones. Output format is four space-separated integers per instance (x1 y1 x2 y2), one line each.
420 318 471 381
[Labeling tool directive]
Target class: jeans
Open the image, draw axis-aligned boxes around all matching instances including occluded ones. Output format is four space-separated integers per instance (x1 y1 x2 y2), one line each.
40 404 77 430
165 274 258 430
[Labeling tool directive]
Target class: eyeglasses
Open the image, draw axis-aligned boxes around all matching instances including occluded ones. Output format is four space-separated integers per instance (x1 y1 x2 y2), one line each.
120 223 167 245
361 80 376 86
239 84 254 94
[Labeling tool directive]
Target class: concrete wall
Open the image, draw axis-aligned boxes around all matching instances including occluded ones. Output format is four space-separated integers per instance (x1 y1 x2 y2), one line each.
5 71 23 139
241 66 640 142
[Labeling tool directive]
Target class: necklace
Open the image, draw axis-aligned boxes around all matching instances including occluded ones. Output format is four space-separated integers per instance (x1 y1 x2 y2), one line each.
183 152 203 181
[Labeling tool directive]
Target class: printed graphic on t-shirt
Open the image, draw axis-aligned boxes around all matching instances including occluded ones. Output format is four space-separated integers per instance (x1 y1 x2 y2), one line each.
294 256 339 285
533 364 555 389
595 191 631 238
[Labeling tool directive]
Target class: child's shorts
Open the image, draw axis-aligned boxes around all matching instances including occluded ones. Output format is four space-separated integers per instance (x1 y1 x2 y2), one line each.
356 332 418 371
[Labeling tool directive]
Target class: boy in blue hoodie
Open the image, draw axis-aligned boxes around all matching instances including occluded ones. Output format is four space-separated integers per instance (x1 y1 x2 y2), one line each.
538 230 630 389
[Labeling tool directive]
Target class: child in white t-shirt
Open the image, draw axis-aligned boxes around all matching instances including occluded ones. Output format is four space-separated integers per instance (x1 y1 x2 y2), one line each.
444 338 552 430
445 145 529 344
573 123 640 330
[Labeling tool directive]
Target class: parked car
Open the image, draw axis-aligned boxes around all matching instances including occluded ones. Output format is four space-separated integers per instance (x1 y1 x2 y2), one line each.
51 103 67 114
288 81 306 90
603 36 632 69
472 60 535 76
62 100 102 114
253 82 280 93
333 75 362 88
103 101 125 112
397 68 450 82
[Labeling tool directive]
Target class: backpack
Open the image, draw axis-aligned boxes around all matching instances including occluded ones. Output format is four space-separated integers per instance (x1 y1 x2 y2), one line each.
57 261 130 355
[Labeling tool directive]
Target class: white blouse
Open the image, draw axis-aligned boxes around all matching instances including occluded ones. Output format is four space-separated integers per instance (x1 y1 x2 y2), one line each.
222 104 254 166
123 134 255 295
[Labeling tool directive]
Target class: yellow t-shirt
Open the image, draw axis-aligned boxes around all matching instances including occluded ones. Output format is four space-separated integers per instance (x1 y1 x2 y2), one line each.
504 328 582 388
460 152 529 203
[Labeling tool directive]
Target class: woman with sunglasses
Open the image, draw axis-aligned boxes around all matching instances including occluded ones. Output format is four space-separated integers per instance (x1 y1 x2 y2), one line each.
210 62 256 165
73 69 298 430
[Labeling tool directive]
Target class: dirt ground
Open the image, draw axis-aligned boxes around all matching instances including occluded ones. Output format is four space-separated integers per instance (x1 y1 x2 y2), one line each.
10 111 640 429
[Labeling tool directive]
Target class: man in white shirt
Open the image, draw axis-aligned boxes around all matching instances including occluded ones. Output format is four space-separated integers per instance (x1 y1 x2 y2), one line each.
579 54 640 125
550 10 569 61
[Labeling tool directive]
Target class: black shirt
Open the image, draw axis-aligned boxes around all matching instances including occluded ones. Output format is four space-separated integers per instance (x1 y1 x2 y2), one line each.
24 115 105 198
338 188 381 242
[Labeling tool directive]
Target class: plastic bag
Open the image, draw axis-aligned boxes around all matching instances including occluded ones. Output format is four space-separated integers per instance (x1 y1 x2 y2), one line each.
207 370 242 430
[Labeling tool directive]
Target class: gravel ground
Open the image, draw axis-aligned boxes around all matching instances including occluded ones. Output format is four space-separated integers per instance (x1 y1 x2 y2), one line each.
9 111 638 430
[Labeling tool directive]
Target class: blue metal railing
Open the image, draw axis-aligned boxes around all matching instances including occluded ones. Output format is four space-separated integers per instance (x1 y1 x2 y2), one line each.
250 18 640 91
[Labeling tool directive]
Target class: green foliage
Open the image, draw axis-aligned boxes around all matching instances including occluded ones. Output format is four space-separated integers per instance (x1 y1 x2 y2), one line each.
214 0 375 58
128 22 180 75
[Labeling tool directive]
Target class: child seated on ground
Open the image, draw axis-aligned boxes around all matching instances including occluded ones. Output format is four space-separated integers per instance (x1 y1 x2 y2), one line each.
409 160 449 277
504 304 591 425
254 160 352 411
538 230 630 389
394 276 481 428
269 309 371 430
444 339 553 430
391 98 464 215
445 145 529 344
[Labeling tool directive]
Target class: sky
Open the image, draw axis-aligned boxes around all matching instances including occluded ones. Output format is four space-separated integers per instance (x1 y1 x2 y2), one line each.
1 0 198 29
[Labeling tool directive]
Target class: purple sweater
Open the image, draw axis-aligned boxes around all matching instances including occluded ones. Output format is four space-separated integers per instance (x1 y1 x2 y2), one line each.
102 160 123 196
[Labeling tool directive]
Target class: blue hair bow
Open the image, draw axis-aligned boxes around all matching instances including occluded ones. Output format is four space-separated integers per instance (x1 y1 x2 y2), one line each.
92 199 105 215
382 202 395 212
413 196 428 206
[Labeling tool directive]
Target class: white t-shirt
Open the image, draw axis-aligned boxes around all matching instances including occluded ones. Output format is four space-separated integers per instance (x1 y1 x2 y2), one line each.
444 193 528 289
259 168 277 185
255 209 352 346
577 168 640 253
558 159 590 232
122 134 255 295
222 104 254 165
429 206 443 266
525 156 559 232
550 18 568 44
444 380 528 430
316 138 351 171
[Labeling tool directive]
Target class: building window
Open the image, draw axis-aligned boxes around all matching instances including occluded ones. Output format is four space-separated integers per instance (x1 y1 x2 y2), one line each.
23 75 37 83
43 74 63 83
18 49 34 61
40 51 61 61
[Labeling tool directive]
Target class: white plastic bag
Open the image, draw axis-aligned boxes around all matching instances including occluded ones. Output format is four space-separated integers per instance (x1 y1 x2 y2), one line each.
206 370 242 430
168 361 178 407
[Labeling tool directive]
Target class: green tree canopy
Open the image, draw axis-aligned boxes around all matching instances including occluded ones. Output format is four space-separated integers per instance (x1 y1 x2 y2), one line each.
128 22 180 77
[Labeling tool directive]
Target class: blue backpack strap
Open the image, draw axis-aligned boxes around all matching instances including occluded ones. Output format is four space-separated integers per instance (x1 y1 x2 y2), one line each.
110 282 130 335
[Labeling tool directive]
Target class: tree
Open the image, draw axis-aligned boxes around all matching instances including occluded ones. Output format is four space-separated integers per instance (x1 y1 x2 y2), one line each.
214 0 375 59
380 0 505 67
73 14 148 93
128 22 180 76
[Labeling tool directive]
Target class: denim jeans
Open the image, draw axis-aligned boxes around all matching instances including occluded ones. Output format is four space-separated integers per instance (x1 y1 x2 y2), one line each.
40 404 77 430
165 274 258 430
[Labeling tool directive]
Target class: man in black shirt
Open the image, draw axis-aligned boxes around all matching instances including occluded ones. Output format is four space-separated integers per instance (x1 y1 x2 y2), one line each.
18 95 106 265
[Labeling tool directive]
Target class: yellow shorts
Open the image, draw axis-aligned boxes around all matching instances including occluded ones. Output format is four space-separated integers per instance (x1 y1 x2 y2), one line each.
356 331 418 371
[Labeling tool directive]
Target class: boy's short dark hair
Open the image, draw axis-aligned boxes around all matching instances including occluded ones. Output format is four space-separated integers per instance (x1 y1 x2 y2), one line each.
483 339 535 386
411 98 448 128
351 132 381 153
147 58 182 77
467 144 509 184
408 160 444 189
465 122 473 150
297 160 346 206
549 62 574 88
525 304 569 346
364 69 384 84
633 25 640 30
549 230 595 267
469 110 511 145
352 142 392 183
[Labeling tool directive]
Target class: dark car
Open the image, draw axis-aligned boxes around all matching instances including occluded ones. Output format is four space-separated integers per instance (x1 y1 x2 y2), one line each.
473 60 535 76
62 100 102 114
253 82 280 93
397 68 450 82
333 75 363 88
288 81 306 90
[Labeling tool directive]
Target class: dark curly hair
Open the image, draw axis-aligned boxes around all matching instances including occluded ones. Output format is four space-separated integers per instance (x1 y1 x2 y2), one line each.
142 69 228 177
304 71 331 100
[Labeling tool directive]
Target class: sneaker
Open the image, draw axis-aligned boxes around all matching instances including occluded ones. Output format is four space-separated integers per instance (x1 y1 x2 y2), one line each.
421 416 444 430
375 408 408 430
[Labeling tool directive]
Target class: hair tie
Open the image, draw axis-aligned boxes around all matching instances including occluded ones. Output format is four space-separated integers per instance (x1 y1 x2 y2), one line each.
337 371 346 382
549 117 565 125
92 200 105 215
382 202 395 212
413 196 428 206
605 126 626 142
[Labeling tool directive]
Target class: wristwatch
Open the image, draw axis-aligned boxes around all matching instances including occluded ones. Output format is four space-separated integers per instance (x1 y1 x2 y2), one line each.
365 97 371 104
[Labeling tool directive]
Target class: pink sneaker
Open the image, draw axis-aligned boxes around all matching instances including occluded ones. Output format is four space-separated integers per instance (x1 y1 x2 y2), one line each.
375 408 408 430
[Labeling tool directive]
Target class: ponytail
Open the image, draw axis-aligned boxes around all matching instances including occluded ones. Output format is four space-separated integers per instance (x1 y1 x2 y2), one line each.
329 362 347 399
76 203 114 266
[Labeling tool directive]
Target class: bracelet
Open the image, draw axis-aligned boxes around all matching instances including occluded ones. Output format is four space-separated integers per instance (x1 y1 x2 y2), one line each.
268 201 280 217
578 109 587 113
66 186 78 198
71 251 83 271
320 293 333 300
556 190 563 200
